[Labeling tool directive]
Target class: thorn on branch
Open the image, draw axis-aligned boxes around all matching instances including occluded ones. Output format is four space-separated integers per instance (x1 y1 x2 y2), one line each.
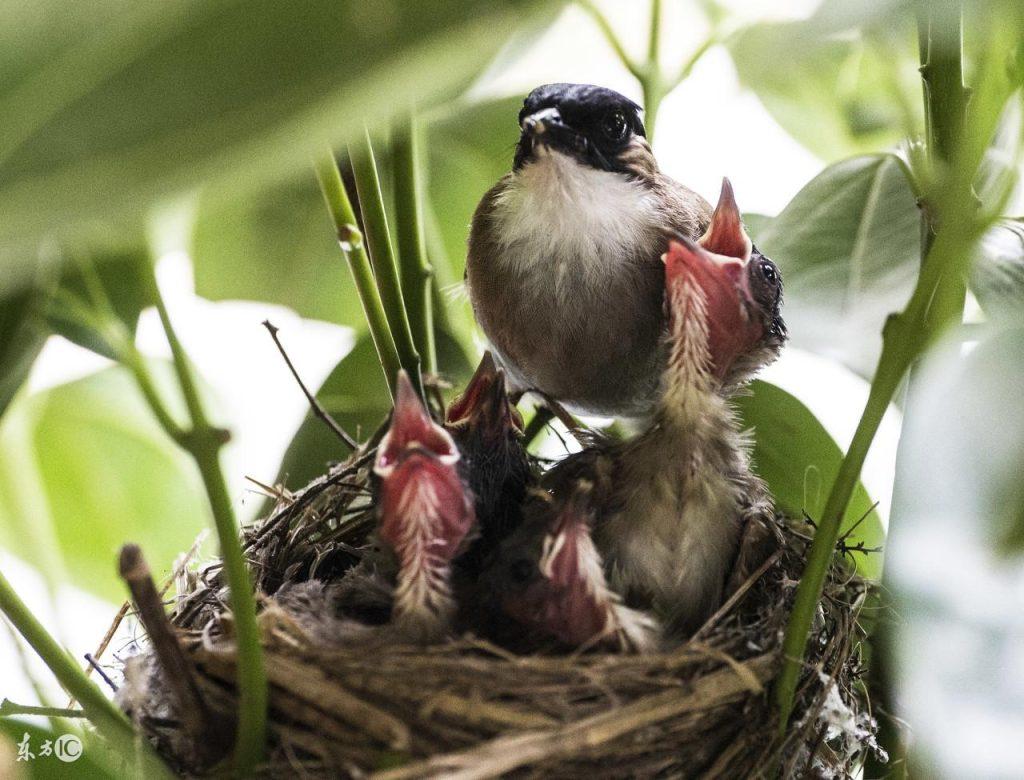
262 320 358 451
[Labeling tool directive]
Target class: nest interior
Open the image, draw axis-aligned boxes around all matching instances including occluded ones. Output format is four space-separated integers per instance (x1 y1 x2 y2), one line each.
115 444 880 779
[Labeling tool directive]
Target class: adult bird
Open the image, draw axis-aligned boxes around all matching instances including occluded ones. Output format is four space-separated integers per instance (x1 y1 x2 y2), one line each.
543 180 786 637
466 82 712 418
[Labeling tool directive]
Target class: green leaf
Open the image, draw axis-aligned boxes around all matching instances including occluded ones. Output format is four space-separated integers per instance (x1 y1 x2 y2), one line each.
0 287 51 420
736 380 884 579
751 154 921 379
971 219 1024 322
0 365 207 602
728 5 920 161
45 247 155 360
889 325 1024 776
0 0 563 249
191 172 366 326
0 719 121 779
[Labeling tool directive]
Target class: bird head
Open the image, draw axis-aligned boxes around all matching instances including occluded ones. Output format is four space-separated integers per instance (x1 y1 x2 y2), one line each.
663 179 784 385
513 83 653 176
374 372 475 636
445 351 524 446
488 482 615 648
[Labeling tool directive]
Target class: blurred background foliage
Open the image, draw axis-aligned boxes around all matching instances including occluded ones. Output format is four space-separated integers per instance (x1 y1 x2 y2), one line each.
0 0 1023 775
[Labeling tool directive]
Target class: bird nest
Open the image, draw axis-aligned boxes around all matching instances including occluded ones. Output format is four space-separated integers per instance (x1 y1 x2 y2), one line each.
115 442 880 779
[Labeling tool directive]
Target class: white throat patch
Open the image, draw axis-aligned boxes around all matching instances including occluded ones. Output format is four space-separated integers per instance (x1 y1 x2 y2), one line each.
490 149 659 284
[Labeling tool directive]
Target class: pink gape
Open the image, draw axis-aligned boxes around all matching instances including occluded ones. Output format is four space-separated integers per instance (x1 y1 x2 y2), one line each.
374 372 476 640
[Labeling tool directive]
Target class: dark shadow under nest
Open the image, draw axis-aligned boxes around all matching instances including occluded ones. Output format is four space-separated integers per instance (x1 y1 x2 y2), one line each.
114 442 883 779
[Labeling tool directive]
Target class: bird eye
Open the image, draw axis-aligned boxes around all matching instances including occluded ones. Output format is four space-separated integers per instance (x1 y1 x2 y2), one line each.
759 259 779 286
602 110 628 140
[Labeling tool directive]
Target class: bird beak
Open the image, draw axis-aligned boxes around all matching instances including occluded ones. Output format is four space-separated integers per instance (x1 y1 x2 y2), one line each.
375 370 459 477
446 351 524 435
663 178 762 378
521 106 565 136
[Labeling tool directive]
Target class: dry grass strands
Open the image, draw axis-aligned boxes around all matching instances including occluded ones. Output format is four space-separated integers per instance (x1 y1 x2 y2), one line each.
117 448 880 778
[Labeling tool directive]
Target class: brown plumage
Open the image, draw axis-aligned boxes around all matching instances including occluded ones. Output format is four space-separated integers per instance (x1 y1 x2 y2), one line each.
466 83 712 418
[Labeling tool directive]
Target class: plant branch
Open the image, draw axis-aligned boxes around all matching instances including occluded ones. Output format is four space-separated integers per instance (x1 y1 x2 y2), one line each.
578 1 643 80
348 127 424 395
314 151 402 399
773 0 1014 733
140 259 267 776
0 700 86 719
392 113 437 375
0 568 171 776
262 320 357 449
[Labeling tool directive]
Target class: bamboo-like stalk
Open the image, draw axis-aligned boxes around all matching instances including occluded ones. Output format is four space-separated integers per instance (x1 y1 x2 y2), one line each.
348 128 424 394
139 260 268 776
315 152 402 398
392 114 437 375
773 0 995 733
0 568 172 777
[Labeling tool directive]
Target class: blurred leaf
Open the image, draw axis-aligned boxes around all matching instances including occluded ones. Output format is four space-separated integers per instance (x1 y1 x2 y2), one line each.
0 719 120 779
0 365 207 602
974 92 1023 210
728 3 919 161
971 219 1024 321
0 287 51 420
0 0 563 253
889 325 1024 776
425 96 522 284
45 248 154 360
191 173 366 326
752 154 920 379
736 380 884 579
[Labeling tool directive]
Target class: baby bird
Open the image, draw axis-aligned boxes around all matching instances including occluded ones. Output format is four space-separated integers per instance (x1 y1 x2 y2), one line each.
466 83 712 418
372 371 477 641
480 480 661 653
445 351 533 565
544 180 784 637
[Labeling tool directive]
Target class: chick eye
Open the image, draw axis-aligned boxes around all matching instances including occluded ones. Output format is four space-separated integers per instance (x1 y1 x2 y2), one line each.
601 110 628 140
759 259 779 286
508 558 535 585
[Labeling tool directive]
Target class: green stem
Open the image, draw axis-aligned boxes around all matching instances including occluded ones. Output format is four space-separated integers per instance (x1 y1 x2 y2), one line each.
577 1 643 80
0 700 86 719
141 261 267 776
314 152 402 398
773 0 989 735
392 114 437 375
0 569 171 776
348 128 423 394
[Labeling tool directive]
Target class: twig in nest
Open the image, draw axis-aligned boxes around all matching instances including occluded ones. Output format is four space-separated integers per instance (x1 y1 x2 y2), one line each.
84 654 118 692
119 544 222 750
262 319 358 450
71 531 207 707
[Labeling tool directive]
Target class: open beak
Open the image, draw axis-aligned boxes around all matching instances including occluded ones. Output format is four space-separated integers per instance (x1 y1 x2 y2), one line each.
663 178 762 379
375 370 459 477
446 351 524 435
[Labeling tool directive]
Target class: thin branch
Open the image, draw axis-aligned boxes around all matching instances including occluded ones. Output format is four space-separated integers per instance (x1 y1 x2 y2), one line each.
348 127 424 396
521 407 554 448
314 151 402 399
83 654 118 693
578 1 643 80
262 320 357 449
393 113 437 375
119 544 224 753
